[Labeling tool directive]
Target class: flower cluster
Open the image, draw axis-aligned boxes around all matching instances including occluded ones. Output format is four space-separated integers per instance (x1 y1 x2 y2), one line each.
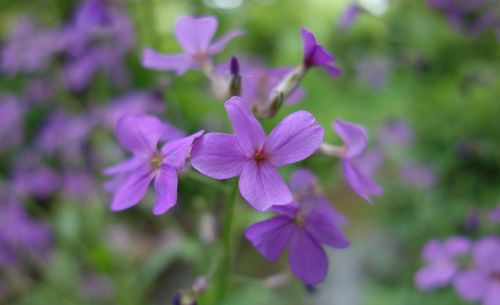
427 0 500 39
103 14 383 292
415 207 500 305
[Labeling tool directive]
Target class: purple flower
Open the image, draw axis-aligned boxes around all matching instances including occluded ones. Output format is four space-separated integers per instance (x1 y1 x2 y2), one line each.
12 155 61 200
101 91 165 130
355 57 390 89
377 119 414 149
190 96 324 211
63 171 94 202
244 171 350 284
0 95 24 152
399 161 437 190
142 16 244 75
104 115 203 215
333 119 383 203
0 17 64 75
414 237 470 290
0 200 52 266
453 237 500 305
338 4 361 32
301 28 341 77
489 205 500 223
288 168 348 226
36 112 94 163
61 0 135 91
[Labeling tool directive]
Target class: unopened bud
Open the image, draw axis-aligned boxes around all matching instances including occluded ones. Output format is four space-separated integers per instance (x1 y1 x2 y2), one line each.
257 64 306 119
229 56 242 96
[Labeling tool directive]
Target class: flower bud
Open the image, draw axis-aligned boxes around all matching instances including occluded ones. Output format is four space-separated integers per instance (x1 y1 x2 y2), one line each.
229 56 241 96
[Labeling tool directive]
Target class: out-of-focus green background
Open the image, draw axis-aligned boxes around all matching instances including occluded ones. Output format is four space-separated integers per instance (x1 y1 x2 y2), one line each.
0 0 499 304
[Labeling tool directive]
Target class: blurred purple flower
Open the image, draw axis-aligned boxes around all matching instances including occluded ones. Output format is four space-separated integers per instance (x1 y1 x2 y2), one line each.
0 95 24 152
191 97 324 211
104 115 203 215
377 119 414 148
63 171 95 202
244 170 350 284
333 119 383 203
101 91 165 130
61 0 135 91
453 237 500 304
399 161 437 190
0 201 52 266
36 112 94 163
427 0 500 39
142 16 244 75
489 205 500 223
356 57 390 89
301 28 341 77
288 168 348 226
23 78 54 104
338 4 361 32
12 165 60 200
415 237 470 290
0 17 64 75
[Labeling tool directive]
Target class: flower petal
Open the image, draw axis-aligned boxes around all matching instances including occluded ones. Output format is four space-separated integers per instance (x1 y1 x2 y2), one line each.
288 229 328 285
453 270 488 301
304 204 350 249
414 262 457 291
103 157 145 176
115 115 164 156
161 131 204 171
322 64 341 77
473 237 500 271
225 96 266 157
302 196 349 227
301 28 317 61
190 133 247 179
289 168 317 197
443 236 471 257
208 29 245 55
333 119 367 159
343 160 382 203
239 161 292 211
111 169 154 212
485 283 500 305
175 16 217 54
264 111 324 167
141 48 193 75
244 215 294 261
153 165 178 215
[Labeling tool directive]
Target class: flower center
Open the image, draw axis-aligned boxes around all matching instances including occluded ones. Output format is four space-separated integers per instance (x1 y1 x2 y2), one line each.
491 272 500 282
294 211 306 227
253 150 267 163
150 152 164 170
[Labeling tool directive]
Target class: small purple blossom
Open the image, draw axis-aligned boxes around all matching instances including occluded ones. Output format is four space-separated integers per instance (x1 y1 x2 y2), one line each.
142 16 244 75
0 17 64 75
0 95 24 152
414 237 471 290
453 237 500 305
338 4 362 32
61 0 135 91
333 119 383 203
301 28 341 77
489 205 500 223
244 169 350 284
0 201 52 266
101 91 165 130
190 96 324 211
356 57 390 89
399 161 437 190
377 119 414 148
104 115 203 215
12 155 61 200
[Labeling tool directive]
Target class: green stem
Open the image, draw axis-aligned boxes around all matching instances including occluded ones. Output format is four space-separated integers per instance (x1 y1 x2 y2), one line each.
214 179 239 304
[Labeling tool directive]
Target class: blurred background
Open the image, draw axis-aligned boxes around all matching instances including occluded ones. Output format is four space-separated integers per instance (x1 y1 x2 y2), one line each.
0 0 499 304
